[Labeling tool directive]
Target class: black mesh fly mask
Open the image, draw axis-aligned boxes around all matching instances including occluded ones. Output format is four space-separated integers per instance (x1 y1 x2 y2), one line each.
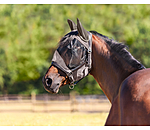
51 31 92 89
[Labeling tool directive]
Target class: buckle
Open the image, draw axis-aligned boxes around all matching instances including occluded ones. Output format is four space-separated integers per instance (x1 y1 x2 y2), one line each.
88 48 92 53
69 83 75 89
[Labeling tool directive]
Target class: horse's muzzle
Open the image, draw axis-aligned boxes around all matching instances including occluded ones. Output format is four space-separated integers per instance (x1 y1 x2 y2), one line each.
42 65 68 94
42 76 60 93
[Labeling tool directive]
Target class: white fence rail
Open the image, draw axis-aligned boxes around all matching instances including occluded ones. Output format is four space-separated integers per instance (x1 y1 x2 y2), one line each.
0 93 111 113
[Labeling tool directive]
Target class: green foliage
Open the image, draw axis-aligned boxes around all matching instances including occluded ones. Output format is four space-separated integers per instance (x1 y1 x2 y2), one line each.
0 4 150 94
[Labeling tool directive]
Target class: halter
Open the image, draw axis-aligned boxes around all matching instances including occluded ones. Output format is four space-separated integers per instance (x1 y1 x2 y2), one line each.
51 31 92 89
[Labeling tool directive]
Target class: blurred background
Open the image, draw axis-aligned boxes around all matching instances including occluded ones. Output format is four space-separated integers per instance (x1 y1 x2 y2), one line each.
0 4 150 126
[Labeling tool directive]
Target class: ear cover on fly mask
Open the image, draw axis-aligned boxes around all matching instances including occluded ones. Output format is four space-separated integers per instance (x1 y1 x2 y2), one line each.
67 19 77 31
77 18 89 41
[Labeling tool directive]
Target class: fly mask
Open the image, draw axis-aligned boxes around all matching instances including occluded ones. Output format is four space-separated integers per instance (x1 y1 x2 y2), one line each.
51 19 92 89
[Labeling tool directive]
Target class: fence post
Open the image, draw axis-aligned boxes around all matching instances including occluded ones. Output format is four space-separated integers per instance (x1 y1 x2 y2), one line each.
31 92 36 112
70 91 78 112
4 94 8 102
44 94 49 112
18 95 22 102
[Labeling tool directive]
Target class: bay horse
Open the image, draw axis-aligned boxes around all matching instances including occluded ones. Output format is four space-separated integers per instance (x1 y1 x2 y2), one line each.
42 18 150 125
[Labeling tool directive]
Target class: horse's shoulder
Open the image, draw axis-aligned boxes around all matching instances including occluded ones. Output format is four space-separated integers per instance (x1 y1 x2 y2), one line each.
120 68 150 101
119 68 150 122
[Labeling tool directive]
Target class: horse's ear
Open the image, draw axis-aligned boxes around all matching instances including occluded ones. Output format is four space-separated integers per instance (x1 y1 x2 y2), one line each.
77 18 89 41
67 19 77 31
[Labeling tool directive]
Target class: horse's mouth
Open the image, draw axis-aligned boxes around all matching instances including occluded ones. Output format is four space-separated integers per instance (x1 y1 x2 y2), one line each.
45 87 59 94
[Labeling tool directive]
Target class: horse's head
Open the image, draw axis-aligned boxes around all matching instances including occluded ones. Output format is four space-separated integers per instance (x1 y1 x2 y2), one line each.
42 19 92 93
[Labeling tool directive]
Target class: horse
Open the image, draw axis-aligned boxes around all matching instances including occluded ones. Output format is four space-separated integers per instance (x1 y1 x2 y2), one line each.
42 18 150 126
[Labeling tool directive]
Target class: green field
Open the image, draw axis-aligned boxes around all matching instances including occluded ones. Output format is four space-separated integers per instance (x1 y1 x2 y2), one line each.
0 112 108 126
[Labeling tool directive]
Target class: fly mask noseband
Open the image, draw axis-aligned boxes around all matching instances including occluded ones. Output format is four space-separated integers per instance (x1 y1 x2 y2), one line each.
51 30 92 89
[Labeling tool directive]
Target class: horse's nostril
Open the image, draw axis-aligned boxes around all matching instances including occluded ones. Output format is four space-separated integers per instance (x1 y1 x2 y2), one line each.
45 78 52 87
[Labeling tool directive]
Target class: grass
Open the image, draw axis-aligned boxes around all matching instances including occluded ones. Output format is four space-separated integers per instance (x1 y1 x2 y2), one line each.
0 97 110 126
0 112 108 126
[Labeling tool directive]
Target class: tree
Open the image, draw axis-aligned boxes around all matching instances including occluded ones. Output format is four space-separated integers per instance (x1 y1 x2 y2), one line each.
0 4 150 95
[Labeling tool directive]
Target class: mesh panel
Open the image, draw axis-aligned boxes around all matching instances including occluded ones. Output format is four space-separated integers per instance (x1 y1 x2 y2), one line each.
57 38 87 69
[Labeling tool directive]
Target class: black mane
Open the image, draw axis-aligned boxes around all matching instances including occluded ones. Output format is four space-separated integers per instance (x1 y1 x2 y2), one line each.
90 31 145 70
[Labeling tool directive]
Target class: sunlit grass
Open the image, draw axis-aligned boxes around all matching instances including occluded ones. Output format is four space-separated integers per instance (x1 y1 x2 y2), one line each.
0 112 108 126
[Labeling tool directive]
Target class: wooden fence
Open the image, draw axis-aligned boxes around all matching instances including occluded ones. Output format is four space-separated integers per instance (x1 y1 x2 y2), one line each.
0 92 111 113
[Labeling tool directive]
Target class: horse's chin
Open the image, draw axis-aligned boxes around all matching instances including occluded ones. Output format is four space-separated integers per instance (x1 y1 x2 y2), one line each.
50 88 59 94
46 88 59 94
44 84 60 94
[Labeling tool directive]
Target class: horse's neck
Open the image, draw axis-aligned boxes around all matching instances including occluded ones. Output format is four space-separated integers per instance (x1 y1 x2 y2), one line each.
90 35 136 103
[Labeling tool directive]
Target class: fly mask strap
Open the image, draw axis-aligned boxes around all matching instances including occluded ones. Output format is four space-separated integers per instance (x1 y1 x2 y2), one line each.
87 32 92 70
